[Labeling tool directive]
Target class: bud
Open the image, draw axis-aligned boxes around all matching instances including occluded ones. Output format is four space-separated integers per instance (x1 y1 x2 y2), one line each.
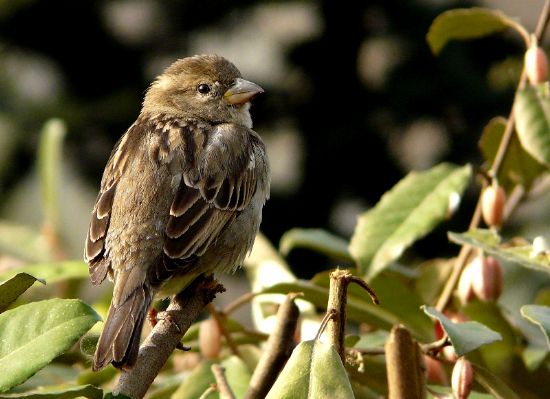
199 317 222 359
452 357 474 399
481 183 506 228
531 236 550 258
525 37 549 85
457 260 476 305
471 255 503 302
423 355 448 384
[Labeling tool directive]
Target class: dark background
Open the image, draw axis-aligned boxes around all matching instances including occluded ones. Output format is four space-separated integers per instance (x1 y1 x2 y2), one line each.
0 0 540 276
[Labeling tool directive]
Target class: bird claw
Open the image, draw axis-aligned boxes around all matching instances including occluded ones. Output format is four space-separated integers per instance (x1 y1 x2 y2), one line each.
157 311 182 333
176 342 191 351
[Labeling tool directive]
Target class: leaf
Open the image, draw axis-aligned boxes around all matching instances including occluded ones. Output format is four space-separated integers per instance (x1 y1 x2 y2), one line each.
0 273 45 313
265 340 354 399
0 261 89 285
0 298 101 392
0 222 52 263
222 356 251 398
427 8 521 55
0 385 102 399
350 163 471 280
514 84 550 167
38 119 66 231
479 116 546 191
471 363 520 399
171 360 215 399
422 306 501 357
521 305 550 349
279 228 351 260
448 229 550 273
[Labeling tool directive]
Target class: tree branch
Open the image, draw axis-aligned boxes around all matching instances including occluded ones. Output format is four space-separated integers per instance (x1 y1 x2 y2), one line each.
211 364 236 399
115 275 225 399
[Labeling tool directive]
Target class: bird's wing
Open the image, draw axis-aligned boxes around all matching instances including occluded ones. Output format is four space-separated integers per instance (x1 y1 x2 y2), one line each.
84 122 141 285
148 121 267 284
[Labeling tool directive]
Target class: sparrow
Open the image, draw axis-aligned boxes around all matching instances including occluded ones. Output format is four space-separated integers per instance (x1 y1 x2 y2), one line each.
84 54 270 371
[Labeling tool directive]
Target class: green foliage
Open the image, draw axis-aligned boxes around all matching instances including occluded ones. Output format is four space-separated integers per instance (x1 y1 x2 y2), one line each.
279 228 351 260
522 305 550 349
349 163 471 280
0 385 102 399
265 340 354 399
0 273 44 312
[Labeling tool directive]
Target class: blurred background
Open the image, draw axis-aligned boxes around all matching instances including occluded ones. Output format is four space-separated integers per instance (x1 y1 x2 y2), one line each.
0 0 548 279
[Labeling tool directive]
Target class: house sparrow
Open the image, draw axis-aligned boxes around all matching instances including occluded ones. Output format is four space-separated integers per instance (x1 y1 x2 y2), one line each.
85 54 270 371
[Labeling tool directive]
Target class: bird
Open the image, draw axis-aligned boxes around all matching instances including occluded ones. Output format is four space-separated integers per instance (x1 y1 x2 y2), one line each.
84 54 270 371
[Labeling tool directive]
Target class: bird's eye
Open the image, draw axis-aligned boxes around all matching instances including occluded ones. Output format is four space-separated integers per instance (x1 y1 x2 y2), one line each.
197 84 211 94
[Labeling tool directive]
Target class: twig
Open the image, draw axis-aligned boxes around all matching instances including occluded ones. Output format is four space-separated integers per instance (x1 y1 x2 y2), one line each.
244 293 300 399
385 325 426 399
222 292 259 315
315 308 336 341
419 335 450 355
115 275 225 399
211 364 236 399
347 347 386 356
207 303 241 357
198 385 218 399
349 275 379 304
435 0 550 312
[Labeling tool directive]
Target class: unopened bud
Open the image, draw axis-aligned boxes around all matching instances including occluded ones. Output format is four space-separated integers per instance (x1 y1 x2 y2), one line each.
452 357 474 399
471 255 503 302
457 260 476 305
424 355 448 384
525 37 549 85
481 183 506 228
199 317 222 359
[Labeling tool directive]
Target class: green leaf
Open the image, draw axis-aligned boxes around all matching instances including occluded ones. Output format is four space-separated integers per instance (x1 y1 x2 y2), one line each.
471 363 520 399
427 8 521 55
222 356 251 398
422 306 502 357
448 229 550 273
0 385 102 399
0 299 101 392
265 340 354 399
514 85 550 167
279 228 351 260
521 305 550 349
0 273 45 313
0 261 89 285
38 119 66 231
479 116 546 191
171 360 216 399
0 222 52 263
350 163 471 280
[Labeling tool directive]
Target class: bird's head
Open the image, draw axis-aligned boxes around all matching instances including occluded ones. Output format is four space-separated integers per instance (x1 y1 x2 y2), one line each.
142 54 263 128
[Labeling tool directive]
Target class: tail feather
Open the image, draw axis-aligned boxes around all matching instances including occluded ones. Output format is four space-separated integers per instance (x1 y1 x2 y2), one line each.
93 285 152 371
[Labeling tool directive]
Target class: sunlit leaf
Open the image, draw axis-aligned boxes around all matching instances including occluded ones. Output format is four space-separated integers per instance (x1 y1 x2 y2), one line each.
448 229 550 273
171 360 215 399
0 385 102 399
422 306 501 357
479 116 546 191
521 305 550 349
515 84 550 167
222 356 251 398
350 163 471 280
279 228 351 260
0 299 100 392
0 273 44 313
265 340 354 399
427 8 523 55
0 261 89 285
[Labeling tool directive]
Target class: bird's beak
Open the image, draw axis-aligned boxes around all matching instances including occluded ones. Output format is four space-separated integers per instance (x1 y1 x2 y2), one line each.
224 78 264 105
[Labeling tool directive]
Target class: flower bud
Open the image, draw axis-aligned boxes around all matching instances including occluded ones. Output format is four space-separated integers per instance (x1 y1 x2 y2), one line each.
471 255 503 302
525 39 549 85
423 355 448 384
457 260 476 305
199 317 222 359
452 357 474 399
481 183 506 228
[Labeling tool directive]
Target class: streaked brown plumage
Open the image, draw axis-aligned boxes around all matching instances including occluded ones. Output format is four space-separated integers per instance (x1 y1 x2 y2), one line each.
84 55 270 371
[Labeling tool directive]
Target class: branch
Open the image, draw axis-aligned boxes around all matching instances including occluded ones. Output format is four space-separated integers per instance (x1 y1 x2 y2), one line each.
244 293 300 399
435 0 550 312
211 364 236 399
115 275 225 399
385 325 426 399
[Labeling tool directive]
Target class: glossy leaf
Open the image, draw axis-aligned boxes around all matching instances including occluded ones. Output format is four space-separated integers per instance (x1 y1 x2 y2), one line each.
422 306 501 357
0 261 89 285
427 8 520 55
479 116 546 191
448 229 550 273
0 273 44 313
265 340 354 399
279 228 351 260
521 305 550 349
515 85 550 167
0 299 101 392
471 363 520 399
0 385 102 399
350 163 471 280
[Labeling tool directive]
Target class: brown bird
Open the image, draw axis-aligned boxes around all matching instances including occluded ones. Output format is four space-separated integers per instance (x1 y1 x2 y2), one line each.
84 54 270 371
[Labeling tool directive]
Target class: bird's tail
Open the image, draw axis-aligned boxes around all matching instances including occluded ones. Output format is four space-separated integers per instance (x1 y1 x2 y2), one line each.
92 285 152 371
